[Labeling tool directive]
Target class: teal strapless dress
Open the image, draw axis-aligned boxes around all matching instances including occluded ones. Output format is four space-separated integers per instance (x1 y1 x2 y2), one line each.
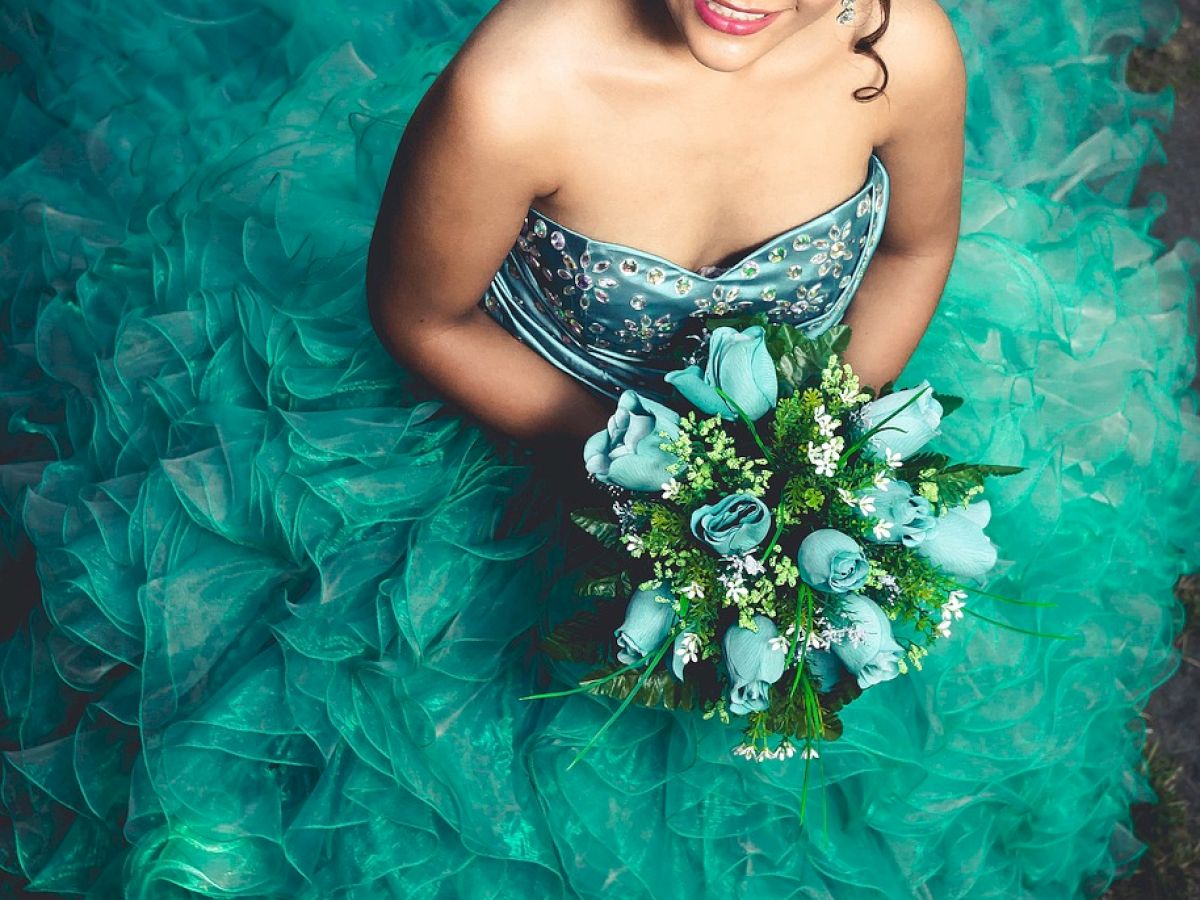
0 2 1197 898
482 154 889 399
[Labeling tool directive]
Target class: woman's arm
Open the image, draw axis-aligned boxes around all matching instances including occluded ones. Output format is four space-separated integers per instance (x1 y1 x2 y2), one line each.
366 42 611 447
840 1 967 392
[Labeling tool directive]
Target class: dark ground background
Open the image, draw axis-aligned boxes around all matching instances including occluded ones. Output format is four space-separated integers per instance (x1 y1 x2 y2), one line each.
0 4 1197 897
1113 0 1200 895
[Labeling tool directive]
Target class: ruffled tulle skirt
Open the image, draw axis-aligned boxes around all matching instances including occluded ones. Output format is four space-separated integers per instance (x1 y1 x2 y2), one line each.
1 1 1197 896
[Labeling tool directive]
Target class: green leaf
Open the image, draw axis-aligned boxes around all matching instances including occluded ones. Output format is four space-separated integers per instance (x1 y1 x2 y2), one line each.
541 609 614 662
933 392 964 416
570 508 621 548
582 664 700 711
896 451 950 476
767 324 853 395
574 571 632 601
927 463 1025 507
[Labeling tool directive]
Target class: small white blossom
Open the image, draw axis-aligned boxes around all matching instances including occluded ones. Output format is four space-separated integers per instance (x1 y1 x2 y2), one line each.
941 590 967 627
660 478 681 500
801 745 820 760
872 520 893 541
720 571 750 605
675 632 700 665
873 471 892 490
936 618 954 638
681 581 705 601
836 487 857 507
768 635 789 653
813 404 839 439
856 494 877 515
743 555 765 576
624 533 645 555
807 439 840 478
884 448 903 469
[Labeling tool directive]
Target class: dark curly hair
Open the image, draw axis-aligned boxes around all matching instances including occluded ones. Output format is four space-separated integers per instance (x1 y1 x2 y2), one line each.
852 0 891 102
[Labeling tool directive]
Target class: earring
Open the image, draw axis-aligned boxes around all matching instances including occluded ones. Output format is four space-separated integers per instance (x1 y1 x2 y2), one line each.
837 0 856 24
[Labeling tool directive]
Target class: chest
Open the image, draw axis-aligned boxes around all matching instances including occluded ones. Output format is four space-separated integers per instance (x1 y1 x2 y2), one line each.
488 153 889 360
531 67 885 273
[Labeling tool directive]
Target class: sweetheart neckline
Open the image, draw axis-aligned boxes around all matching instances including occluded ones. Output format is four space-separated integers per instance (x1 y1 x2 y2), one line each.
525 152 888 283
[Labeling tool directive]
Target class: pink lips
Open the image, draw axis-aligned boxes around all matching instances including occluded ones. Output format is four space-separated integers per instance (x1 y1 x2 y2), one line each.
693 0 782 35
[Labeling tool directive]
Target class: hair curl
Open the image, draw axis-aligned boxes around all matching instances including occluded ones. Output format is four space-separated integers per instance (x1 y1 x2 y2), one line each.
851 0 891 102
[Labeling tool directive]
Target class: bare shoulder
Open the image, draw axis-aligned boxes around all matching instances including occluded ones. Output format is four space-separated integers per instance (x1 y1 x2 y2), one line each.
872 0 966 141
430 0 593 164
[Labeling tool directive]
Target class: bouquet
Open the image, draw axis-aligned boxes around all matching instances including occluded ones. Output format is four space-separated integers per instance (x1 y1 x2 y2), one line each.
526 315 1041 790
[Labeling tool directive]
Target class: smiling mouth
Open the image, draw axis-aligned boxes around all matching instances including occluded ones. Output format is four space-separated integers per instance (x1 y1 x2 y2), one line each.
706 0 769 20
693 0 784 36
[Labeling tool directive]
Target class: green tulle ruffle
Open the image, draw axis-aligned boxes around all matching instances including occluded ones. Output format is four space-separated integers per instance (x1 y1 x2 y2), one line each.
1 1 1197 897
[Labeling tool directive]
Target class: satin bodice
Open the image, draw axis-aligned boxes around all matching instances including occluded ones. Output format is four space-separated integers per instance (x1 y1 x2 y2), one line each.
481 153 890 400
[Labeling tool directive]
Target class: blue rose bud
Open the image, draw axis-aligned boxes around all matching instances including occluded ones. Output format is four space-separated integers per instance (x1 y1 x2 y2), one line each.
856 381 942 461
614 583 678 666
584 390 682 493
797 529 869 594
916 500 998 579
664 325 779 422
722 615 788 715
690 492 773 556
858 480 939 548
804 648 844 693
829 593 905 689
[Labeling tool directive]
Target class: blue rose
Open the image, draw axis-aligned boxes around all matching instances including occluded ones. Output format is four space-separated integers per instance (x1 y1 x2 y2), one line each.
614 583 678 666
829 593 905 689
856 381 942 461
690 492 772 556
858 480 938 548
797 529 869 594
664 325 779 422
584 390 682 493
804 648 844 693
723 615 788 715
916 500 998 579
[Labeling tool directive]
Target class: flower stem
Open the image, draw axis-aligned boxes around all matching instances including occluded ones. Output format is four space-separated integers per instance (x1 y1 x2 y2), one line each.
759 507 789 562
713 385 773 465
944 580 1056 607
963 607 1078 641
519 658 648 701
788 584 816 698
566 632 674 770
839 384 931 463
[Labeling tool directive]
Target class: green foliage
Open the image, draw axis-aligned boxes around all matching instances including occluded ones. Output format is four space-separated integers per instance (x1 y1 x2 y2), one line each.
541 608 613 663
771 325 853 397
925 463 1025 508
933 392 964 416
583 664 701 711
574 571 632 601
541 314 1020 772
570 508 621 549
898 451 950 474
770 391 823 470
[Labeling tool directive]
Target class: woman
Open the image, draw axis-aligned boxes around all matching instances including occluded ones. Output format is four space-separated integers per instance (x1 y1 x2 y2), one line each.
0 0 1195 897
366 0 963 445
